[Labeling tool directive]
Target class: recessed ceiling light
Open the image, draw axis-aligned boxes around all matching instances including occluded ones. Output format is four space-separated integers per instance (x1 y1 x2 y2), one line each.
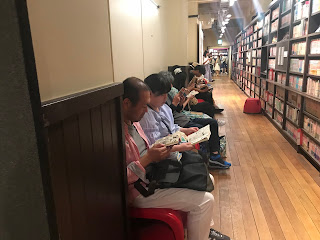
227 14 232 18
225 18 230 22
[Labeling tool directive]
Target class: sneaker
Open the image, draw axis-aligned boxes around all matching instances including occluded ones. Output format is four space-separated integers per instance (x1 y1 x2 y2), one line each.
224 160 232 167
208 228 230 240
217 119 226 126
209 154 230 169
208 161 230 169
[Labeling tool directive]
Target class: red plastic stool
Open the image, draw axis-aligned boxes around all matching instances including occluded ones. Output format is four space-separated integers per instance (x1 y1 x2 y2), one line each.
243 98 261 114
130 208 187 240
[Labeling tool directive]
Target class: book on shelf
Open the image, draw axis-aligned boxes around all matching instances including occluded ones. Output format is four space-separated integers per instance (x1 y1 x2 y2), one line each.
304 116 320 140
307 77 320 97
286 121 301 144
274 111 283 124
281 13 291 26
313 0 320 14
291 41 306 55
276 72 287 84
290 59 304 73
272 6 280 20
294 0 309 21
271 19 279 32
269 68 276 80
287 105 300 124
275 98 284 112
269 59 276 69
309 60 320 75
303 135 320 160
292 19 308 38
276 87 285 98
289 75 303 90
305 98 320 119
270 46 277 56
288 91 302 108
154 125 211 147
310 39 320 54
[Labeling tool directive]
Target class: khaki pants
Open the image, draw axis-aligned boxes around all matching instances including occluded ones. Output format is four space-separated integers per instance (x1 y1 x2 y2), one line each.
133 176 215 240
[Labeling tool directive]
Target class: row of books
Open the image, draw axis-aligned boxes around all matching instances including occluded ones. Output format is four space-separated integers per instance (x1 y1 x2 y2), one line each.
304 98 320 119
276 87 285 99
270 46 277 56
306 77 320 97
302 135 320 161
292 41 306 55
289 75 304 91
286 105 300 124
312 0 320 13
277 72 287 85
290 59 305 73
310 39 320 54
309 60 320 75
293 19 308 38
271 20 279 32
274 111 284 125
272 6 280 20
275 98 285 113
269 69 276 80
269 59 276 69
293 1 309 21
288 91 301 108
286 121 300 143
304 116 320 141
281 13 291 27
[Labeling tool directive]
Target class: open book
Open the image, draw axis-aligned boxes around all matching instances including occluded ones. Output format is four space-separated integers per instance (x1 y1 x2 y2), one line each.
186 90 199 98
154 125 211 146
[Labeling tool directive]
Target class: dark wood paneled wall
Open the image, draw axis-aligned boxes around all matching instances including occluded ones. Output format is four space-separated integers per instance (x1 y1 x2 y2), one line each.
42 83 128 240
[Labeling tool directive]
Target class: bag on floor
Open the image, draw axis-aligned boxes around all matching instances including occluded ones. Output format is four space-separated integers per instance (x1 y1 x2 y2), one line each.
220 136 227 158
134 151 214 197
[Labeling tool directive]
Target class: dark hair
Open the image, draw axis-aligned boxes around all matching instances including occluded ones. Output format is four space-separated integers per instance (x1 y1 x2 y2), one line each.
158 71 174 84
203 50 208 57
195 65 206 75
144 74 171 96
123 77 150 106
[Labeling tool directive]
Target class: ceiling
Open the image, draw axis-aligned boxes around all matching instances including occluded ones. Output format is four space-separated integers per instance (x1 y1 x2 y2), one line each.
197 0 269 46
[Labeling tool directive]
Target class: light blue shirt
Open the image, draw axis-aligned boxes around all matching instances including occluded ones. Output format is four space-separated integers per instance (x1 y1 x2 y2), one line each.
139 104 180 145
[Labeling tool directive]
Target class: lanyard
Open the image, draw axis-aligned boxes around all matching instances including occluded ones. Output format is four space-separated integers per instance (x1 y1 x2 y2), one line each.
148 105 172 135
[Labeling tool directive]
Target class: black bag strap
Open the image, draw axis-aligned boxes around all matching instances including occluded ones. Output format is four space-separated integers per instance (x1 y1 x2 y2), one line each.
134 179 157 197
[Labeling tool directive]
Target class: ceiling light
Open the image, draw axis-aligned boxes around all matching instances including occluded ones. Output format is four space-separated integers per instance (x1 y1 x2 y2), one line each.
229 0 235 6
225 18 230 22
222 22 226 26
226 14 232 18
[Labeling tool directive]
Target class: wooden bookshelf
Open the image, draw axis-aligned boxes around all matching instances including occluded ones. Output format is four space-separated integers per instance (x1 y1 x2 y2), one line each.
231 0 320 170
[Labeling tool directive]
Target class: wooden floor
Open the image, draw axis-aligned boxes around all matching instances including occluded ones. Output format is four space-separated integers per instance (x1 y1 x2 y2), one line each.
210 76 320 240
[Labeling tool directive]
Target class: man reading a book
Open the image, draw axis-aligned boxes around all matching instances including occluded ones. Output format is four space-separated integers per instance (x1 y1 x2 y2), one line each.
123 77 230 240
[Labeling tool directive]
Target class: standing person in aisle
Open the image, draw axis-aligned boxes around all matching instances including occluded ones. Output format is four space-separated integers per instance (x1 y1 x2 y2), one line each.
123 77 230 240
203 50 213 82
214 57 221 76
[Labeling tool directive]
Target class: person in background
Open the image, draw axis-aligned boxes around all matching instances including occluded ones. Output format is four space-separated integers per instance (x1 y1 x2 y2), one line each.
214 57 221 76
203 50 213 82
122 77 230 240
173 65 224 117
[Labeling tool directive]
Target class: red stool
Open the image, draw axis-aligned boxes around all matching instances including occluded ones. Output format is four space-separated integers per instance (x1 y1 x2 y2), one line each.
243 98 261 114
130 208 187 240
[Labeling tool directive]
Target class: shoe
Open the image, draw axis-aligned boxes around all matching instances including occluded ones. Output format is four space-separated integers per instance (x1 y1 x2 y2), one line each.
208 161 229 169
213 108 224 114
224 160 231 167
217 119 226 126
208 155 230 169
208 228 230 240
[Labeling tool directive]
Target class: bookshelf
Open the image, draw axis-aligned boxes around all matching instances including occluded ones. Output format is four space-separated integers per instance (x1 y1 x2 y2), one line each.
231 0 320 170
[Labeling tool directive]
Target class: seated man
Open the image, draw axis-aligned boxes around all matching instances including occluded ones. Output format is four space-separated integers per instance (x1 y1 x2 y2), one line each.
123 77 230 240
158 71 230 169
